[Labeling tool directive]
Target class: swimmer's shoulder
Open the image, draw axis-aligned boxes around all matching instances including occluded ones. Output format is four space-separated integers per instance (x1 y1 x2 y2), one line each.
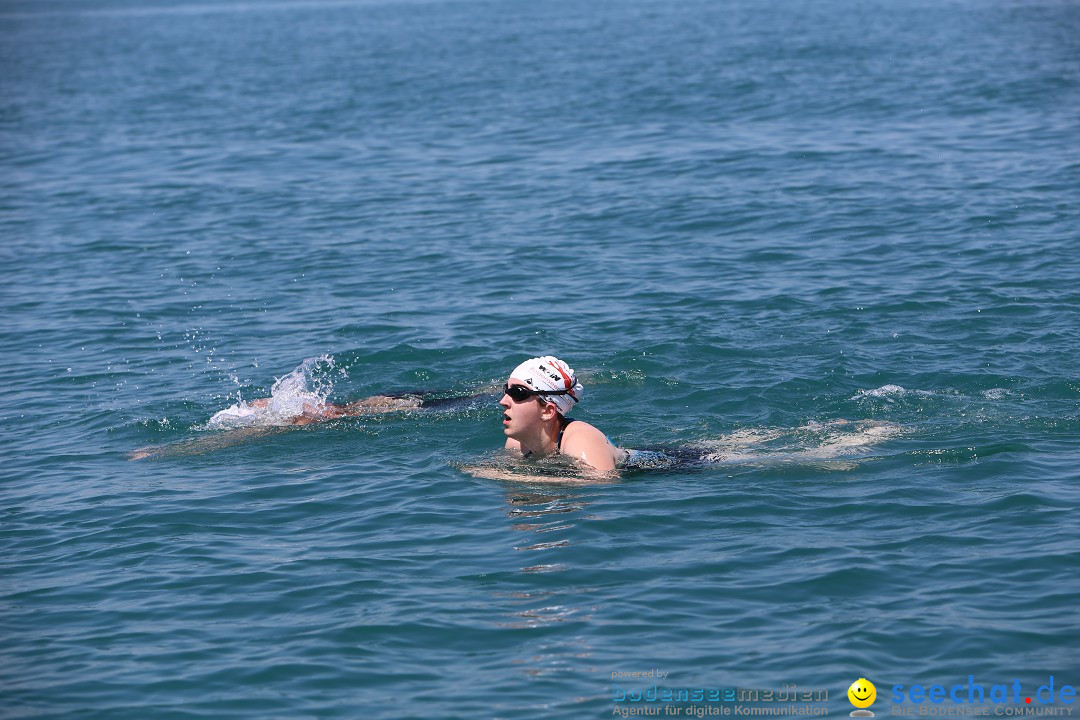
560 418 609 445
559 419 622 471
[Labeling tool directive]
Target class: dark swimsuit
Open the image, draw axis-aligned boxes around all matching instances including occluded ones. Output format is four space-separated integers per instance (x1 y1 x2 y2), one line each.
618 446 713 470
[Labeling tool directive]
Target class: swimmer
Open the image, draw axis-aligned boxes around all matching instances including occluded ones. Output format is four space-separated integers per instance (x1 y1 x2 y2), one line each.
481 356 714 481
130 389 492 460
499 356 622 474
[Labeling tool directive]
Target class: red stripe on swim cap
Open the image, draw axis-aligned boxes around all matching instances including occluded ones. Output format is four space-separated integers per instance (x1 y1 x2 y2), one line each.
548 360 576 396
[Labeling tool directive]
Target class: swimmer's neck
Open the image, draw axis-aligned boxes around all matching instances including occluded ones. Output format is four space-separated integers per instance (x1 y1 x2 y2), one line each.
516 416 568 458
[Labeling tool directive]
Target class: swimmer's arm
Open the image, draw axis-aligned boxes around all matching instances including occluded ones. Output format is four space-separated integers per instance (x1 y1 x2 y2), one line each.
206 395 423 426
236 387 494 424
339 395 423 415
339 388 499 417
128 395 408 460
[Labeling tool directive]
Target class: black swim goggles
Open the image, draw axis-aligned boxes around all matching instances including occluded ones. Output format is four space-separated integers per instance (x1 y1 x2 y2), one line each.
503 383 578 403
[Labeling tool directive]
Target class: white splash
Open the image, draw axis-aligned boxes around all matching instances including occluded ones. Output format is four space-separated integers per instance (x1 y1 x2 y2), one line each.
208 355 340 428
855 384 910 398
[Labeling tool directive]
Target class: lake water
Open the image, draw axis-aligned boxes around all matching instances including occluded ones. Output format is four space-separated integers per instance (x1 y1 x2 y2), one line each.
2 0 1078 717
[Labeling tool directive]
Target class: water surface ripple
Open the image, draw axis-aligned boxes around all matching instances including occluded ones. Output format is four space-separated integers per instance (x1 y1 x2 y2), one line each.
2 0 1078 718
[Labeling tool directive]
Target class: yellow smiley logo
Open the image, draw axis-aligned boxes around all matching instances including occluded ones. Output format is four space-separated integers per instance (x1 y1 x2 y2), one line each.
848 678 877 709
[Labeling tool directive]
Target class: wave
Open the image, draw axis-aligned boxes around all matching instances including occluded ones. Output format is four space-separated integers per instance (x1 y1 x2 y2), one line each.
852 384 1013 402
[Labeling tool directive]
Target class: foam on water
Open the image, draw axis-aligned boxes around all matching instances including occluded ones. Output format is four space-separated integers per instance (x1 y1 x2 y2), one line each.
853 385 1019 403
853 384 932 399
697 419 903 465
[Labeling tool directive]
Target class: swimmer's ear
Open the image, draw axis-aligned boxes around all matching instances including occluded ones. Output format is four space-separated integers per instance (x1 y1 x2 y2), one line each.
538 400 560 422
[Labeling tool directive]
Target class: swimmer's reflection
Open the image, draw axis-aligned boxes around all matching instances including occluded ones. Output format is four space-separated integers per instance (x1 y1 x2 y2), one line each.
129 425 290 460
492 488 597 679
500 488 593 589
504 489 588 552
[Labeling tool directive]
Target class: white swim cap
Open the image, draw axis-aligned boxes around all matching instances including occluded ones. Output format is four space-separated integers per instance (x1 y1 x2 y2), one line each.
509 356 584 415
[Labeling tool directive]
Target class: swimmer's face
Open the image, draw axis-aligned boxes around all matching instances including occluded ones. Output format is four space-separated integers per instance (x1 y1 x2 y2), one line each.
500 377 550 437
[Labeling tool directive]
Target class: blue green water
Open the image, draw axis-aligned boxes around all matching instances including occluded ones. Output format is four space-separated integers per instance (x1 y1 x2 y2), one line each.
2 0 1078 717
